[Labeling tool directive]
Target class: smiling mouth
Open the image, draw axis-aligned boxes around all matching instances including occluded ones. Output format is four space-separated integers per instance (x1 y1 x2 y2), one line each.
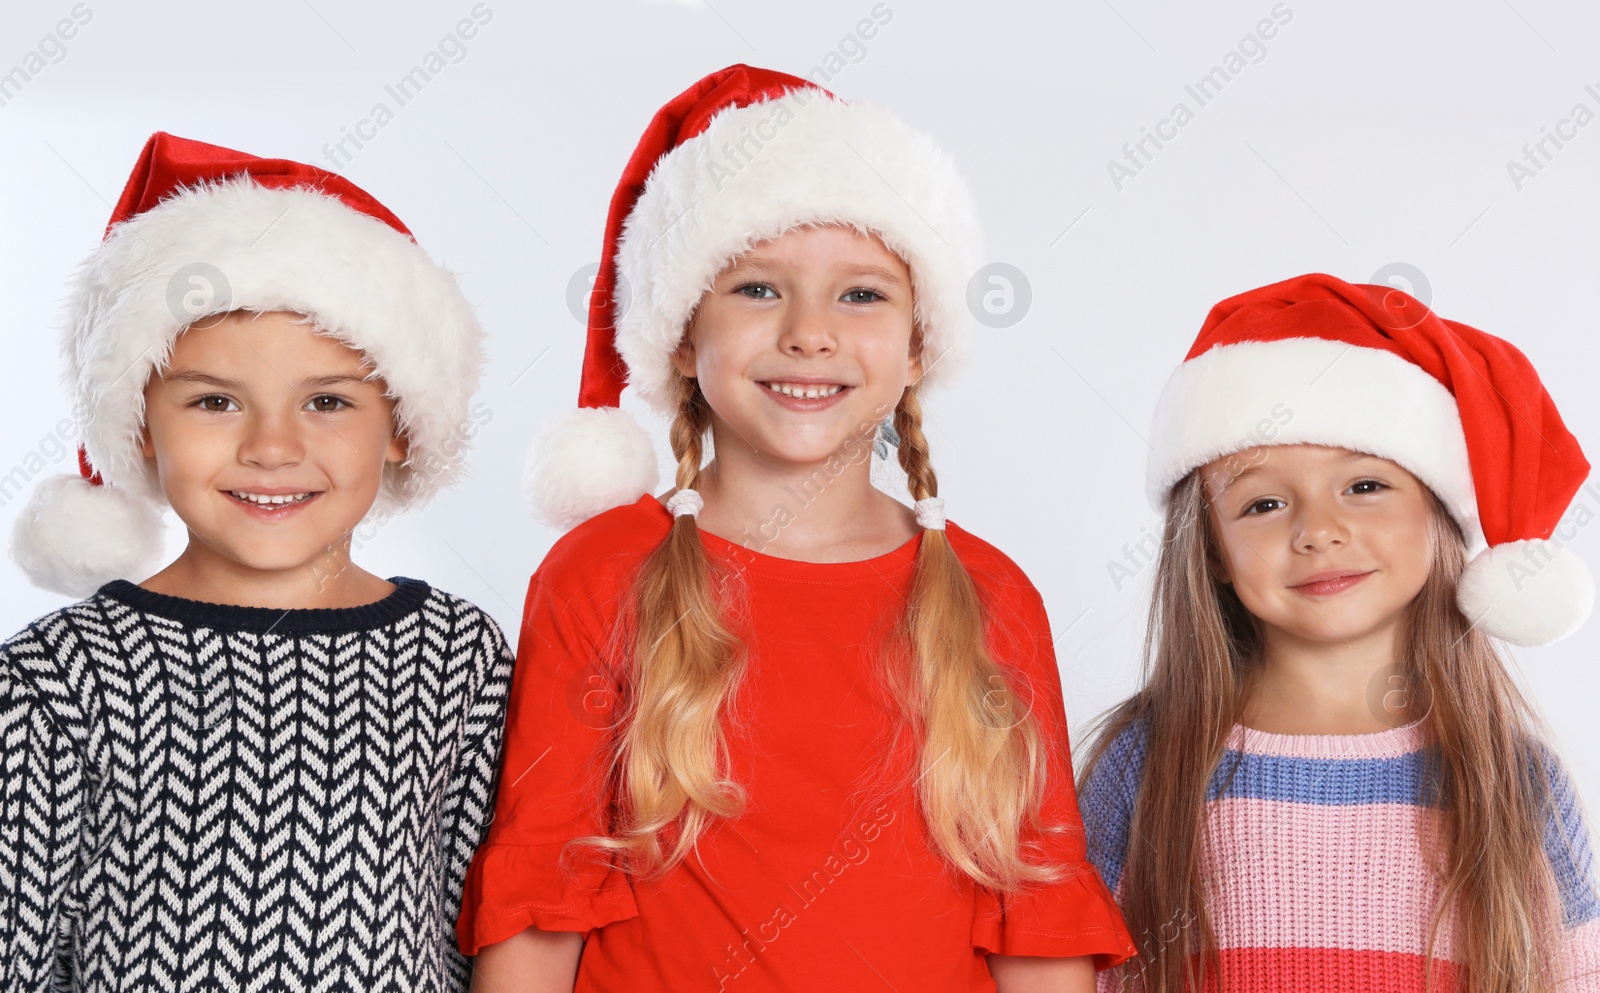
761 381 849 399
227 490 319 507
1290 571 1375 595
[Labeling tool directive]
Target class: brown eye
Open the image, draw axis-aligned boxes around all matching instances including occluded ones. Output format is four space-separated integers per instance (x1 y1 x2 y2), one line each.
307 395 349 413
195 395 237 413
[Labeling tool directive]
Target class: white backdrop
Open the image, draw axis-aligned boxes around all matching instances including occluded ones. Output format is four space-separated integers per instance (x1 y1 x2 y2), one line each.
1 0 1595 815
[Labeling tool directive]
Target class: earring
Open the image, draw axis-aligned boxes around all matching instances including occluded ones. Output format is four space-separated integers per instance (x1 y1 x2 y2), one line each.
873 417 900 460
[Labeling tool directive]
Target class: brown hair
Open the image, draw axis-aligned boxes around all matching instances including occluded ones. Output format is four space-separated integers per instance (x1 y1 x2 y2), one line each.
582 367 1059 891
1078 469 1568 992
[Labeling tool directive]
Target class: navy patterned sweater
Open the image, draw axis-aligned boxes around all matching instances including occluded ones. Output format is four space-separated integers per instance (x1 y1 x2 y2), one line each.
0 579 513 992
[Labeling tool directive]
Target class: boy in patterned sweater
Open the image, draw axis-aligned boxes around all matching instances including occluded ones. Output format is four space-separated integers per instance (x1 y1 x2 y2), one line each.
0 133 513 992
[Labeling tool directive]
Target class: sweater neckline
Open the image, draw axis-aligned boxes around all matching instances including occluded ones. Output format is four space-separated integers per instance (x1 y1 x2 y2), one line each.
635 494 926 581
97 577 432 634
1229 717 1428 759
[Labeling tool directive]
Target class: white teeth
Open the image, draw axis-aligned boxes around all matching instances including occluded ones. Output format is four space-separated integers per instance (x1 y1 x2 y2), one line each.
765 382 844 398
230 491 312 506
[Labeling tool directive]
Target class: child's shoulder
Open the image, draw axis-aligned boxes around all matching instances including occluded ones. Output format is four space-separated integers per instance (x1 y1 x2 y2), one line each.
0 591 129 736
535 494 670 588
945 519 1046 604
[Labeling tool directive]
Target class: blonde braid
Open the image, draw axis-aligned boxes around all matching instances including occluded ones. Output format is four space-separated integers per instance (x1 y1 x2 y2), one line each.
891 385 1057 891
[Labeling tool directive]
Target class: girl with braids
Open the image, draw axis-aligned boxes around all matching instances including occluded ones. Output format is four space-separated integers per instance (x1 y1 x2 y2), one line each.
457 65 1134 992
1077 274 1600 993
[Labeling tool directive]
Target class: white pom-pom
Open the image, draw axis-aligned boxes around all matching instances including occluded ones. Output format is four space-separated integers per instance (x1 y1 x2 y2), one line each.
525 407 660 531
1457 539 1595 647
9 475 167 598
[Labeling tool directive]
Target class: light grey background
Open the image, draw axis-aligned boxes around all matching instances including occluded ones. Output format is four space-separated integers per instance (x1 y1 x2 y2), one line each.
1 0 1595 813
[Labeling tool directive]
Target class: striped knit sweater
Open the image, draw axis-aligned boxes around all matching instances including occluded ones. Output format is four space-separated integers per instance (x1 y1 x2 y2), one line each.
0 578 513 993
1080 718 1600 991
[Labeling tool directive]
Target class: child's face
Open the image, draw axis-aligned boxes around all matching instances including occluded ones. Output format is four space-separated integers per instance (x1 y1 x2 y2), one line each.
1201 444 1434 649
140 310 406 577
670 225 921 467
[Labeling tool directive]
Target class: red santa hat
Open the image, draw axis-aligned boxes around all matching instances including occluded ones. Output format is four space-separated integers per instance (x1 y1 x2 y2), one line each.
11 132 484 597
1147 272 1593 647
526 63 981 529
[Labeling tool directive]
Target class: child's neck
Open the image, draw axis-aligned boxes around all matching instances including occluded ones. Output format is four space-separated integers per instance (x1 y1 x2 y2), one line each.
1243 620 1415 735
140 537 396 611
690 442 919 564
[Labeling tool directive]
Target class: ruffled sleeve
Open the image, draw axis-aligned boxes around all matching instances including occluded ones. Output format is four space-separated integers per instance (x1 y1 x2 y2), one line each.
456 575 640 954
970 588 1136 969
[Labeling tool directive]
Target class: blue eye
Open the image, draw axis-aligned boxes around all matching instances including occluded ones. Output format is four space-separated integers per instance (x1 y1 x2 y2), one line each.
193 395 238 413
842 287 884 304
736 282 778 299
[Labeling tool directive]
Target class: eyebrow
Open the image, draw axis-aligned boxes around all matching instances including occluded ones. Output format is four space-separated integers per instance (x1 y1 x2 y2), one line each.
1218 464 1265 492
161 370 374 390
721 258 906 285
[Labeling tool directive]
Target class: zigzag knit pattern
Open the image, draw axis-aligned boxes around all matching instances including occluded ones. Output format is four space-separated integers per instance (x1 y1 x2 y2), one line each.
0 578 512 993
1080 719 1600 991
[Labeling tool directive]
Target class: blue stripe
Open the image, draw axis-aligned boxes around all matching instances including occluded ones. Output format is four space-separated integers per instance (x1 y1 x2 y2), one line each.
1206 747 1441 807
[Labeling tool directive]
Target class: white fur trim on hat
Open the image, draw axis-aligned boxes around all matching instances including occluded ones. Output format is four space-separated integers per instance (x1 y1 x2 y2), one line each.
10 474 166 597
526 406 660 530
1458 539 1595 646
66 178 484 512
613 90 981 415
1147 337 1485 550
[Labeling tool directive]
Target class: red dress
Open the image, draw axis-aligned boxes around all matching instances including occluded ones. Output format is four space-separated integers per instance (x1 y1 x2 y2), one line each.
458 495 1133 990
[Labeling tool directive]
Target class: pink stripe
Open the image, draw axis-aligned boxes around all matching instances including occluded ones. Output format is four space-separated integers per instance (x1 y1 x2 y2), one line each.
1202 797 1458 959
1562 917 1600 991
1228 720 1426 760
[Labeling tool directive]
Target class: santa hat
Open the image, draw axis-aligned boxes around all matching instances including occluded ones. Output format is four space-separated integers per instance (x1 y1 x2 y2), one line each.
527 63 981 529
11 132 484 597
1148 272 1593 647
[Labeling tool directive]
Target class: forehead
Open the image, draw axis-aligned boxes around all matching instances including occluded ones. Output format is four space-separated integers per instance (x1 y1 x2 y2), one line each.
726 223 907 274
1203 444 1404 492
165 310 374 371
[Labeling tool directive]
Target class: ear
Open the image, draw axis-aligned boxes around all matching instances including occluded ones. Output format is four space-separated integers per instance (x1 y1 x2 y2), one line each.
668 333 697 380
139 424 155 460
385 429 410 465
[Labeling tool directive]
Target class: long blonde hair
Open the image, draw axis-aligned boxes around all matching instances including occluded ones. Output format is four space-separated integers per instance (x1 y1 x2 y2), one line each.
1079 470 1569 993
581 366 1059 892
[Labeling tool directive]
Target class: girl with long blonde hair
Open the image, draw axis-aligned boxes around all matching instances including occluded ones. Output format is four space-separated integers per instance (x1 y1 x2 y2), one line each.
1078 273 1600 992
458 65 1134 992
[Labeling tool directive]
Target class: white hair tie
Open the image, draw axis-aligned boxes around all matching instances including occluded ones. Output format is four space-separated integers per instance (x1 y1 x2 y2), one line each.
666 488 704 518
914 497 946 531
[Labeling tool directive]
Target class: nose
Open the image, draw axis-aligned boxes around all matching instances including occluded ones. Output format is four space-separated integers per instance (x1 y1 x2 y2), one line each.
776 295 837 358
1292 498 1349 553
239 409 305 470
